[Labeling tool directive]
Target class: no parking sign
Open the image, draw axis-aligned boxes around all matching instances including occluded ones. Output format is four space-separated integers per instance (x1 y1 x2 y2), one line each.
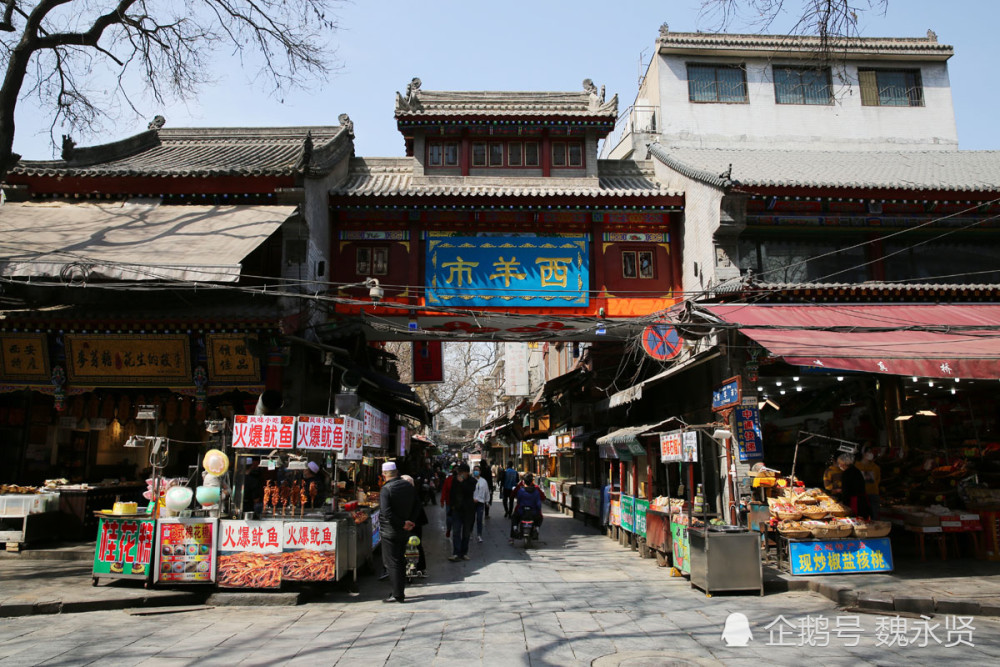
641 324 682 361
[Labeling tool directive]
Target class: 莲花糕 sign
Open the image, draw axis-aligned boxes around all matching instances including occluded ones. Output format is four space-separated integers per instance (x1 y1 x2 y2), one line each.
426 235 589 306
65 334 190 386
206 333 261 383
0 333 50 382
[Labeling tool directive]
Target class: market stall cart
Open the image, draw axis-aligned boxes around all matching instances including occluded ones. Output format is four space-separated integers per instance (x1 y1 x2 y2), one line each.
0 490 60 550
688 526 764 596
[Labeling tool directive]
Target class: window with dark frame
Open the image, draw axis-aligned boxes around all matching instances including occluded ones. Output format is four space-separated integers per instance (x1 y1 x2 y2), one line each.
858 68 924 107
356 248 371 276
489 143 504 167
371 247 388 276
472 142 487 166
688 63 748 103
524 142 539 166
509 142 523 166
638 251 654 279
426 142 459 168
774 66 833 105
552 142 567 167
622 251 637 279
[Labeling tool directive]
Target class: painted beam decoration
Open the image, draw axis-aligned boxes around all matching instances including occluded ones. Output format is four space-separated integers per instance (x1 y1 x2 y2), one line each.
426 235 589 306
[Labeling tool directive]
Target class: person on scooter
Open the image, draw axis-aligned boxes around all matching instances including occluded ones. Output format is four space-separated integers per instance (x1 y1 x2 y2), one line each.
509 472 543 541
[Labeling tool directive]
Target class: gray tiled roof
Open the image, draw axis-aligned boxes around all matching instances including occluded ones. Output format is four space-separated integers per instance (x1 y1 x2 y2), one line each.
648 144 1000 193
330 158 681 199
657 30 953 58
12 126 349 178
395 90 618 119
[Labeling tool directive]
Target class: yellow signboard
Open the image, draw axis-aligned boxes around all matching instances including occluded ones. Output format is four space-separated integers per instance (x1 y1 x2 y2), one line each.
206 334 260 383
0 333 50 381
65 334 191 386
521 441 535 455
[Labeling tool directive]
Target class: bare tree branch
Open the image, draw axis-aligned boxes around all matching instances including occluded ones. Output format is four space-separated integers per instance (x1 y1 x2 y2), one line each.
1 0 342 178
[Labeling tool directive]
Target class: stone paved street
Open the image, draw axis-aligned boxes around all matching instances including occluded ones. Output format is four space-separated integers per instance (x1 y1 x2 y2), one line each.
1 500 998 666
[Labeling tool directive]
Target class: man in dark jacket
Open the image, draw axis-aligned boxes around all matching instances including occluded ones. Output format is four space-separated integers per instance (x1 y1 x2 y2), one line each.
379 461 416 603
448 463 477 561
502 462 519 518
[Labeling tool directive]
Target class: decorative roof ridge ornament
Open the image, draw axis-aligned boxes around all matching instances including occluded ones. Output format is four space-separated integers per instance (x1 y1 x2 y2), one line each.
395 77 423 112
659 23 669 39
584 78 617 114
338 113 355 141
297 131 314 171
147 115 166 130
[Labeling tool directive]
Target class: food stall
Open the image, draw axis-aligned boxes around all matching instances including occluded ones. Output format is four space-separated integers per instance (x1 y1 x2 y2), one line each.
217 414 366 587
0 484 61 550
92 508 155 585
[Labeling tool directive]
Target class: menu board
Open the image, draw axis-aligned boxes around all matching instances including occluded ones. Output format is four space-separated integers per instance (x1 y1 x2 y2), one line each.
620 494 636 533
93 516 155 580
153 518 218 584
336 416 363 461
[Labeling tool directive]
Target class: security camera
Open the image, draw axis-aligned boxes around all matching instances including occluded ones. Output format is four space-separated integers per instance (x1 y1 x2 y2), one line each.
366 278 384 303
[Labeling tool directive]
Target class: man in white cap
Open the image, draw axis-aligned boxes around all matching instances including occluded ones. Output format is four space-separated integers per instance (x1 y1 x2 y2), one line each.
378 461 416 603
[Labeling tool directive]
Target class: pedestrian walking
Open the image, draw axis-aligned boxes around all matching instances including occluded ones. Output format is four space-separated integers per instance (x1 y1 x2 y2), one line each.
501 461 518 518
379 462 416 603
479 459 494 519
472 467 489 542
440 465 456 537
447 463 476 561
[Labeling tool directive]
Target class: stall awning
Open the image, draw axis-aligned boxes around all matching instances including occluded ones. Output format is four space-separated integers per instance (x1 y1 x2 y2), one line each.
0 200 296 282
597 417 681 454
602 350 722 409
702 303 1000 379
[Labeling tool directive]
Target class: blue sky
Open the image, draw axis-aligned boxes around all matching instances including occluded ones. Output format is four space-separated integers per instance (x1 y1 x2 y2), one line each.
12 0 1000 159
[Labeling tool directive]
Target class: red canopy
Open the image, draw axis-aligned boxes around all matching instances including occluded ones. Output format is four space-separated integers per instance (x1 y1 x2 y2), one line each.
702 303 1000 379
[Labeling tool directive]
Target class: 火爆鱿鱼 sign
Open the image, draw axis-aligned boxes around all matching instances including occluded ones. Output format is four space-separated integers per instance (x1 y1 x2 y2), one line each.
231 415 295 449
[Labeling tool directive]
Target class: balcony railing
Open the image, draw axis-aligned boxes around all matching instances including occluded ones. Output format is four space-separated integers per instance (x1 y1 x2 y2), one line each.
598 105 659 159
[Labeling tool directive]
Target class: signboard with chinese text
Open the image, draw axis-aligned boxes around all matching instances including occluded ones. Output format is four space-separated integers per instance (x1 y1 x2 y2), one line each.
281 521 338 581
557 434 572 450
412 340 444 383
426 235 589 306
296 415 341 451
66 334 191 386
733 402 764 462
503 342 529 396
620 494 635 533
682 431 699 463
206 333 260 383
217 519 339 587
712 376 741 412
336 416 364 460
0 333 49 382
635 498 650 539
397 425 408 457
660 431 682 463
362 403 389 449
789 537 893 576
521 441 535 455
232 415 296 449
153 518 217 584
671 520 690 574
609 499 621 527
93 515 154 580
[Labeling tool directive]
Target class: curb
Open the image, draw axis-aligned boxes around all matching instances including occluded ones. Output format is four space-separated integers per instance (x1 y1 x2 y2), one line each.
0 592 206 618
764 568 997 618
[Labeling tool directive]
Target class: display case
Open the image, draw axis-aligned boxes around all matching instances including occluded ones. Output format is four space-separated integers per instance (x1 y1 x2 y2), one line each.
688 527 763 596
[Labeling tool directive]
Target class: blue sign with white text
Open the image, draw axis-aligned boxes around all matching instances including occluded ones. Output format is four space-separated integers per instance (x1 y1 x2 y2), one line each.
733 405 764 462
789 537 893 576
426 236 589 306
